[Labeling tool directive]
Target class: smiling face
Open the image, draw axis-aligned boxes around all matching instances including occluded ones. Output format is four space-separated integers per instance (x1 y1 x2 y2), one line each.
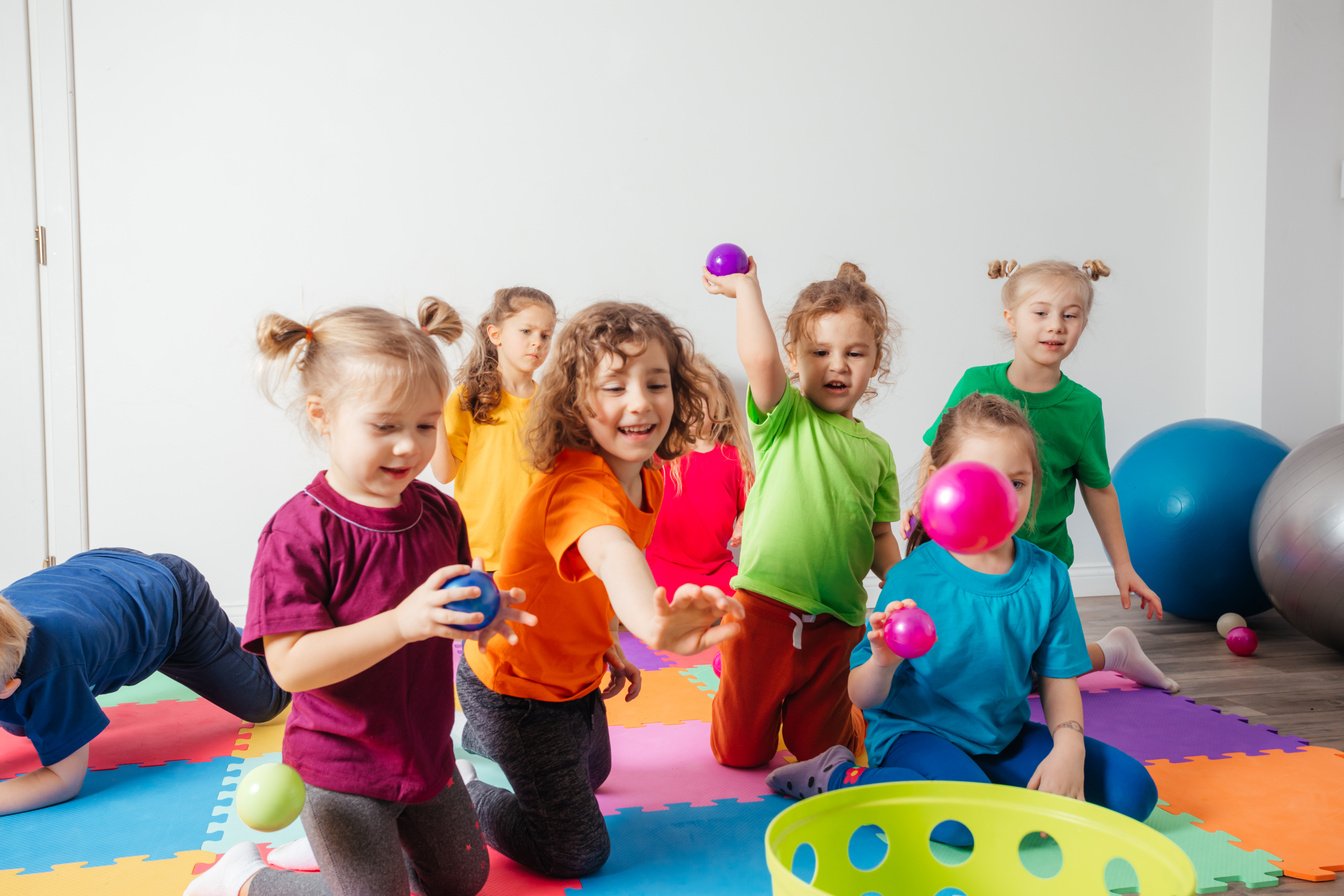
787 309 878 419
310 375 445 508
488 302 556 382
1004 277 1088 374
584 341 674 484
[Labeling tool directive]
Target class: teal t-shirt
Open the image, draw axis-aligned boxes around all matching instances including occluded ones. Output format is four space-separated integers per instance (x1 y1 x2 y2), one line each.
731 384 900 625
923 362 1110 566
852 538 1090 764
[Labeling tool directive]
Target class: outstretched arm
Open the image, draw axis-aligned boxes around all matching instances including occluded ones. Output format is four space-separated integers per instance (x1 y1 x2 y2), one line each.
1079 484 1163 619
0 743 89 815
577 525 743 655
703 260 788 413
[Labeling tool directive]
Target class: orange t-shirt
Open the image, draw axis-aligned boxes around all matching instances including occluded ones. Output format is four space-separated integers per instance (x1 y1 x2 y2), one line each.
464 449 663 702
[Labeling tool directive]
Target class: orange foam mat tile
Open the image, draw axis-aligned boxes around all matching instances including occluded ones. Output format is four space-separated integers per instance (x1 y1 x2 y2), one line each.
0 850 214 895
604 666 712 729
1146 745 1344 882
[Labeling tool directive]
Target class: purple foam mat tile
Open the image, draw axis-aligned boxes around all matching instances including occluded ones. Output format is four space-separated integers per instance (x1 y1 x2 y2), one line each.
617 631 676 671
1029 687 1307 764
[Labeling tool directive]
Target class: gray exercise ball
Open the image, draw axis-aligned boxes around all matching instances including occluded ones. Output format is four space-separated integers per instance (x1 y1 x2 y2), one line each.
1251 423 1344 652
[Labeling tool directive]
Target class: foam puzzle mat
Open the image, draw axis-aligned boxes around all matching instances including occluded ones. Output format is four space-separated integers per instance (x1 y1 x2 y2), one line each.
1 632 1337 893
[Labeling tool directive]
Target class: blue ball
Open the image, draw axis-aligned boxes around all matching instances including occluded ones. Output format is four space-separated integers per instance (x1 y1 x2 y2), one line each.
1113 418 1288 621
441 570 501 631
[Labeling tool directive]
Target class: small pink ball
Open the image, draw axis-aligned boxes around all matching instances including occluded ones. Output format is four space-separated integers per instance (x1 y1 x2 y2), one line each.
883 607 938 659
712 651 722 677
1226 626 1258 657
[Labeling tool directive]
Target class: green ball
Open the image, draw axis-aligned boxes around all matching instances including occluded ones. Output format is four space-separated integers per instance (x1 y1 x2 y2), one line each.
236 762 306 832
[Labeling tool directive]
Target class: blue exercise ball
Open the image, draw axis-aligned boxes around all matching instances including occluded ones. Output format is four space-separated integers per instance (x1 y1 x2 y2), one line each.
1112 418 1288 621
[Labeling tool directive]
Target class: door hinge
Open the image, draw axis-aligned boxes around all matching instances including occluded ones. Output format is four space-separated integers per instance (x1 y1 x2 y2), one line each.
42 555 56 568
35 225 47 266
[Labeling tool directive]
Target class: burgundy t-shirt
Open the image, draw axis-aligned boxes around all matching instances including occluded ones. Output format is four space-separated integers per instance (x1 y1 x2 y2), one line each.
245 472 469 803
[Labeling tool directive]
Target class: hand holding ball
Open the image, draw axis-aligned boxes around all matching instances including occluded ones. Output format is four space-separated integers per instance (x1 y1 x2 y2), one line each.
882 606 938 659
236 762 305 832
706 243 750 276
919 461 1019 554
442 570 501 631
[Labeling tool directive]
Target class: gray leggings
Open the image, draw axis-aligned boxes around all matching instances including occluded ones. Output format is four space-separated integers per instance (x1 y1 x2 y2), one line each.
248 766 486 896
454 660 611 879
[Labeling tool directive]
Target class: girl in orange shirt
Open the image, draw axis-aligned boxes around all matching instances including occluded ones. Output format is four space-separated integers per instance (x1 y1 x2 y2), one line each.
456 301 744 878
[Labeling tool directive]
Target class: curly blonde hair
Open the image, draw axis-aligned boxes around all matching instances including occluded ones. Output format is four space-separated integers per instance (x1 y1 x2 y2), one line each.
783 262 899 402
526 302 712 473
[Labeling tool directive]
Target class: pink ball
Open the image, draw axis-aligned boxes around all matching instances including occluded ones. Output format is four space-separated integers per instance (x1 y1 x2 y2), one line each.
712 651 722 677
919 461 1019 554
1226 626 1258 656
883 606 938 659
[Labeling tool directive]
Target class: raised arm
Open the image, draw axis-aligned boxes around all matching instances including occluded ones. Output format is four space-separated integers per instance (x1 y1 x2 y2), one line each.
703 260 788 413
577 525 742 655
0 743 89 815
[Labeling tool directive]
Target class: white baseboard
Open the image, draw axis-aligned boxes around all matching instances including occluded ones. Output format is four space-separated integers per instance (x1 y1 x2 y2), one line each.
1069 563 1116 598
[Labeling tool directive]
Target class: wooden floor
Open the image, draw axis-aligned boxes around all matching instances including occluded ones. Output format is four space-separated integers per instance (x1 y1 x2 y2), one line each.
1078 597 1344 894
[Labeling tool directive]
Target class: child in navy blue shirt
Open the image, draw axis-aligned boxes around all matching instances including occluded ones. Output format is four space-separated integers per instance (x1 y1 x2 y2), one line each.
0 549 289 815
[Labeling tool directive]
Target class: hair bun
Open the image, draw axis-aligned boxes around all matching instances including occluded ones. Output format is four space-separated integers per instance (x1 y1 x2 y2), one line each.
836 261 867 284
1080 259 1111 281
987 259 1019 280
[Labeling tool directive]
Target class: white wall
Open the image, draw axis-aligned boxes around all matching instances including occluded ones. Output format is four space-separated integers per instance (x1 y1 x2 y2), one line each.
19 1 1342 612
1262 0 1344 446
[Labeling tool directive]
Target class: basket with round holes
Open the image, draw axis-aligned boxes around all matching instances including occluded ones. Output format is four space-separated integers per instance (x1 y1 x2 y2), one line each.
764 781 1194 896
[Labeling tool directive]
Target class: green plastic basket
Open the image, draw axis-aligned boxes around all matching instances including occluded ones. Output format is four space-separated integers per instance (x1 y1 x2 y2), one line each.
765 781 1194 896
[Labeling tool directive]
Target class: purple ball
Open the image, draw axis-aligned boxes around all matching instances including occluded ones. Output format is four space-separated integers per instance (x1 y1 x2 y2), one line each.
442 570 501 632
883 606 938 659
1226 626 1258 657
706 243 750 276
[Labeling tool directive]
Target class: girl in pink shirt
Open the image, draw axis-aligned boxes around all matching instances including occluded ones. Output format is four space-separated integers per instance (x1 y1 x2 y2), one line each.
646 356 754 598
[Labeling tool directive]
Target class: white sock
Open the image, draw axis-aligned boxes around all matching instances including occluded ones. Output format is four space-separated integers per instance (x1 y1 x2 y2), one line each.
1098 626 1179 693
457 758 478 785
184 842 266 896
265 836 318 872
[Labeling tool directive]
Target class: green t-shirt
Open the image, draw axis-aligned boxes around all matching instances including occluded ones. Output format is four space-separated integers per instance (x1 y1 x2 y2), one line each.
923 362 1110 566
732 384 900 625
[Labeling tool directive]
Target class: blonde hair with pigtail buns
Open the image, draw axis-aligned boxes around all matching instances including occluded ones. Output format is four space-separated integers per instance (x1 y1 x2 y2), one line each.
989 258 1111 315
255 300 464 426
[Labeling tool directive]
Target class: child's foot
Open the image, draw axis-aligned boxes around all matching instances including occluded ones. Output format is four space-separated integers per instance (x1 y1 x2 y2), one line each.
1098 626 1179 693
457 758 478 785
184 842 266 896
765 745 855 800
266 836 318 872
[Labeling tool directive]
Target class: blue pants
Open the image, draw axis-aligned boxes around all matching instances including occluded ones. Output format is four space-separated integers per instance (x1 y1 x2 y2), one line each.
833 723 1157 824
145 551 290 723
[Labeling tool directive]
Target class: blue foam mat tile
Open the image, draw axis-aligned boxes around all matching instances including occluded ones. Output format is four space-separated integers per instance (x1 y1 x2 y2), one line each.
0 757 235 873
565 797 789 896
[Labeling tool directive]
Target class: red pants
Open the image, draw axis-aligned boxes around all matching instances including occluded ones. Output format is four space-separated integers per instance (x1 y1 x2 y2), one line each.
711 589 865 768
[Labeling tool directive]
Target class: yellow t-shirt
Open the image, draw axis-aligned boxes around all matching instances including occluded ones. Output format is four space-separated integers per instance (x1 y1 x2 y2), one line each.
442 385 539 571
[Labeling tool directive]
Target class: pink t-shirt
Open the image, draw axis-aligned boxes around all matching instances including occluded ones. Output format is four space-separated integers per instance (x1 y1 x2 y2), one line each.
245 472 470 803
645 445 747 597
